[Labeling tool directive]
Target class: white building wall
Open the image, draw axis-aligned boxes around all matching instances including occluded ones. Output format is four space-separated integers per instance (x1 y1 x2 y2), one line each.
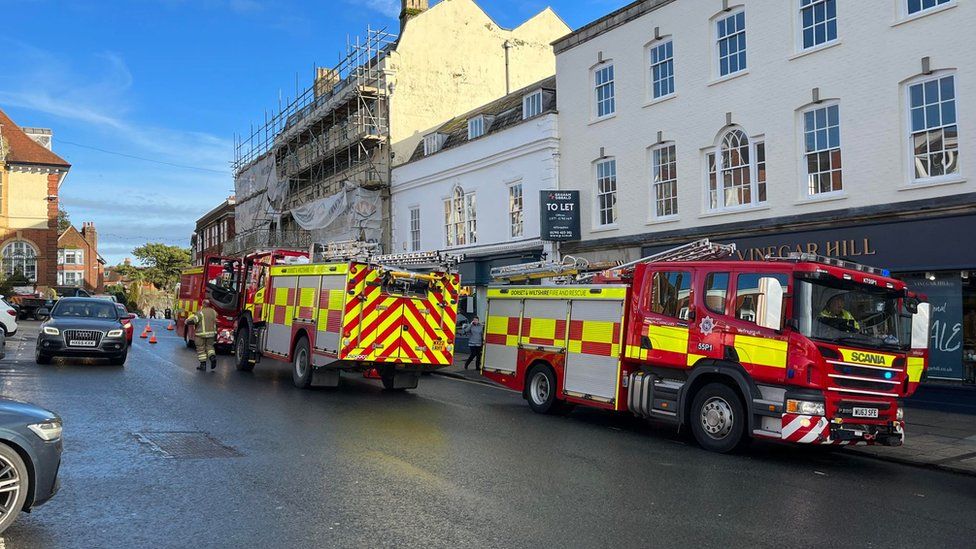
556 0 975 258
391 114 559 253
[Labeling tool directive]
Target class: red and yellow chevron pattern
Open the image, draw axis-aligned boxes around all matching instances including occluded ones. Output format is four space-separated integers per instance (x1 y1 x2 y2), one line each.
340 263 458 366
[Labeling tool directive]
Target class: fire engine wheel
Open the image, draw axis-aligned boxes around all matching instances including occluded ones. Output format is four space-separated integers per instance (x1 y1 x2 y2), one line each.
292 337 313 389
690 383 747 453
235 327 254 372
526 364 568 415
185 332 195 349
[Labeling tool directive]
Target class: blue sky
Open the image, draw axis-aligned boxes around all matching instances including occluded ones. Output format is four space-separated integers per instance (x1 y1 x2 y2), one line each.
0 0 623 265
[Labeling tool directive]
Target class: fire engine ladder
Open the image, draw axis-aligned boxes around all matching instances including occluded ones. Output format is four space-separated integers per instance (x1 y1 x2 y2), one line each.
614 238 736 270
575 239 736 281
311 240 381 263
490 255 593 283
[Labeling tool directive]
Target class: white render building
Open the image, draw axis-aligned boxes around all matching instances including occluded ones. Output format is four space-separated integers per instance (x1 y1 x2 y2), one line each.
554 0 976 381
391 77 559 318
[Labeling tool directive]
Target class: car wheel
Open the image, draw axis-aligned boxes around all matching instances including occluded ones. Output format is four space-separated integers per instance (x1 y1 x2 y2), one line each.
525 364 569 415
0 443 29 534
109 352 127 366
690 382 748 454
292 337 313 389
235 327 254 372
35 351 52 365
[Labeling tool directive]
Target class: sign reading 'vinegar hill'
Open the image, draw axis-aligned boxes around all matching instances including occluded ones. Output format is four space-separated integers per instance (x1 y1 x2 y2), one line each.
540 190 580 241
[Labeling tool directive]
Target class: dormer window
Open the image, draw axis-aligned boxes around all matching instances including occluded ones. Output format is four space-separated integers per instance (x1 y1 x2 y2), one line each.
523 90 543 119
423 133 446 156
467 116 485 140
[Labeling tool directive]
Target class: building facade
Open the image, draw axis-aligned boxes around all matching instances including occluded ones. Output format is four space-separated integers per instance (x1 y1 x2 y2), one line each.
391 76 559 319
57 222 104 292
193 196 236 265
554 0 974 381
230 0 569 255
0 108 70 288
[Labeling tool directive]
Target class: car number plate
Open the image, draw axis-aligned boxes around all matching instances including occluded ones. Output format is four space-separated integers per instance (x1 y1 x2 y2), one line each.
852 407 878 418
433 340 446 351
70 340 97 347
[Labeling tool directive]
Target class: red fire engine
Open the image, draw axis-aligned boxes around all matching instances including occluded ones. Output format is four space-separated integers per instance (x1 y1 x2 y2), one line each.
177 251 309 349
482 240 931 453
230 242 461 390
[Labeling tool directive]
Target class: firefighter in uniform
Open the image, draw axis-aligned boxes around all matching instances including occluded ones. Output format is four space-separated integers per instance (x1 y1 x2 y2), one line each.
820 294 860 331
187 299 218 370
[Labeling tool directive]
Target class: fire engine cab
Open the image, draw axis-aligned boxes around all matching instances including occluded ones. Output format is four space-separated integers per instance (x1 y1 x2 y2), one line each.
176 257 243 349
482 240 931 453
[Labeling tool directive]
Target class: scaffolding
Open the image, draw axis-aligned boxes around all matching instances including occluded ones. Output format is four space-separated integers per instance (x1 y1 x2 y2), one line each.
231 26 397 254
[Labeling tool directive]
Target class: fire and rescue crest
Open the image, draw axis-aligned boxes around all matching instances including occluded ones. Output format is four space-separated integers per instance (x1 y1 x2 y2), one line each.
700 316 715 336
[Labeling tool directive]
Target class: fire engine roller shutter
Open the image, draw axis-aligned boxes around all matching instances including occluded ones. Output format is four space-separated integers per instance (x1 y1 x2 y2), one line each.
296 276 320 322
315 273 347 354
484 298 522 373
265 274 298 356
563 298 624 402
519 299 569 349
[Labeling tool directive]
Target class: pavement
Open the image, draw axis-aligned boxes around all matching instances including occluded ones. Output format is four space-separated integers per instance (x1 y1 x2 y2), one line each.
437 353 976 476
1 321 975 547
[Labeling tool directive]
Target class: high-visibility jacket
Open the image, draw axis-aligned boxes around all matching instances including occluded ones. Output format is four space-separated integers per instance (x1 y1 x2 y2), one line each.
189 307 218 338
819 308 860 330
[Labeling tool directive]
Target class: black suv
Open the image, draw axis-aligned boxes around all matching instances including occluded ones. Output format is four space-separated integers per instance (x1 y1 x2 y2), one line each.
36 298 129 365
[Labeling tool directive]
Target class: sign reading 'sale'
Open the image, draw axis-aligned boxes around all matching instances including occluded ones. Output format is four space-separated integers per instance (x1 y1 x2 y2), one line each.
540 190 580 241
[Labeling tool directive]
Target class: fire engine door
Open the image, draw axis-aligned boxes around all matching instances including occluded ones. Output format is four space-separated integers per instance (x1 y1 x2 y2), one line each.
638 270 693 366
687 271 731 367
205 256 243 315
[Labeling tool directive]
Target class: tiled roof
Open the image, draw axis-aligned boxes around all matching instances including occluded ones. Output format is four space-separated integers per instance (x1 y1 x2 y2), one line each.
407 75 557 163
0 107 71 168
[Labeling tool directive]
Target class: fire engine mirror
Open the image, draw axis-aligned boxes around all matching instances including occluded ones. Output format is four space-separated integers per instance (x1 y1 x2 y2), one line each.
911 302 931 350
755 277 784 331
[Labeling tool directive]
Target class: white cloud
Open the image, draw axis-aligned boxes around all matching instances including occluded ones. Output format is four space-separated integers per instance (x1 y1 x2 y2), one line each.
353 0 400 18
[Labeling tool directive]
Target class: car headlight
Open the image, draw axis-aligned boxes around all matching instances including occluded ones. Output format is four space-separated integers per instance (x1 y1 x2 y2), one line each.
786 399 825 416
107 329 124 338
43 326 60 336
28 419 62 441
896 407 904 421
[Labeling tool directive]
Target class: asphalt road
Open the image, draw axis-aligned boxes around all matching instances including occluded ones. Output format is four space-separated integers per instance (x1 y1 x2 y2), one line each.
3 319 976 548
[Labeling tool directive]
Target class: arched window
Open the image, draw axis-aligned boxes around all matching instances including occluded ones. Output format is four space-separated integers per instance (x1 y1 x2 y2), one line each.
443 186 476 247
3 241 38 281
705 128 766 210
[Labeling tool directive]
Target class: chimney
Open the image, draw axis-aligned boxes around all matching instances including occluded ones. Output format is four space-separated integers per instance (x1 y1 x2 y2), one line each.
399 0 429 32
81 221 97 252
123 257 131 266
314 67 340 99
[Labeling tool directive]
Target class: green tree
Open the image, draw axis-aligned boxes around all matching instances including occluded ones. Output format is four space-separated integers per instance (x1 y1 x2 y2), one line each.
58 208 71 233
132 243 191 291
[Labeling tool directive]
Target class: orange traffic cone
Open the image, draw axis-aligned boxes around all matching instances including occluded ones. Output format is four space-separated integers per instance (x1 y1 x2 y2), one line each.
166 322 175 331
145 323 153 332
149 333 158 344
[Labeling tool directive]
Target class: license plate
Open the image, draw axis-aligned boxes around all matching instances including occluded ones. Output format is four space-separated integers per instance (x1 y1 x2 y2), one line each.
433 341 446 351
852 407 878 418
69 340 97 347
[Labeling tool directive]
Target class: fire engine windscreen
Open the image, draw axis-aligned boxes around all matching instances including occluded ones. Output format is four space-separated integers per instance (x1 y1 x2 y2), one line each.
795 279 911 351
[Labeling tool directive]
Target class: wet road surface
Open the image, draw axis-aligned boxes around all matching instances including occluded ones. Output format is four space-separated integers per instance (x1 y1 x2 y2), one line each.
3 320 976 548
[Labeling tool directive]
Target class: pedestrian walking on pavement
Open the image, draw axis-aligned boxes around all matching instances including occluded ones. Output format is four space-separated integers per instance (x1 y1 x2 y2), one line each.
463 316 484 370
186 299 218 371
149 306 156 320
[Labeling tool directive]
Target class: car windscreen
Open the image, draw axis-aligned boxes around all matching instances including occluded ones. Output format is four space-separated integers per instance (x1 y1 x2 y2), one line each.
52 301 119 320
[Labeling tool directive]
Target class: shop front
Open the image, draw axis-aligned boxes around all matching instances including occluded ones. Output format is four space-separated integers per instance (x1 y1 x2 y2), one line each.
454 247 544 353
640 213 976 383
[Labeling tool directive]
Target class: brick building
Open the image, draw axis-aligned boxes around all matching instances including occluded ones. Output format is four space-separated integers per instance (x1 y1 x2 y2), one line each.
57 221 104 292
0 108 70 288
193 196 235 265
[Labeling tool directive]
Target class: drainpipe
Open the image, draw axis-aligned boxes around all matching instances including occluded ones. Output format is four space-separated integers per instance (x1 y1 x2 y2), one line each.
503 40 511 95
